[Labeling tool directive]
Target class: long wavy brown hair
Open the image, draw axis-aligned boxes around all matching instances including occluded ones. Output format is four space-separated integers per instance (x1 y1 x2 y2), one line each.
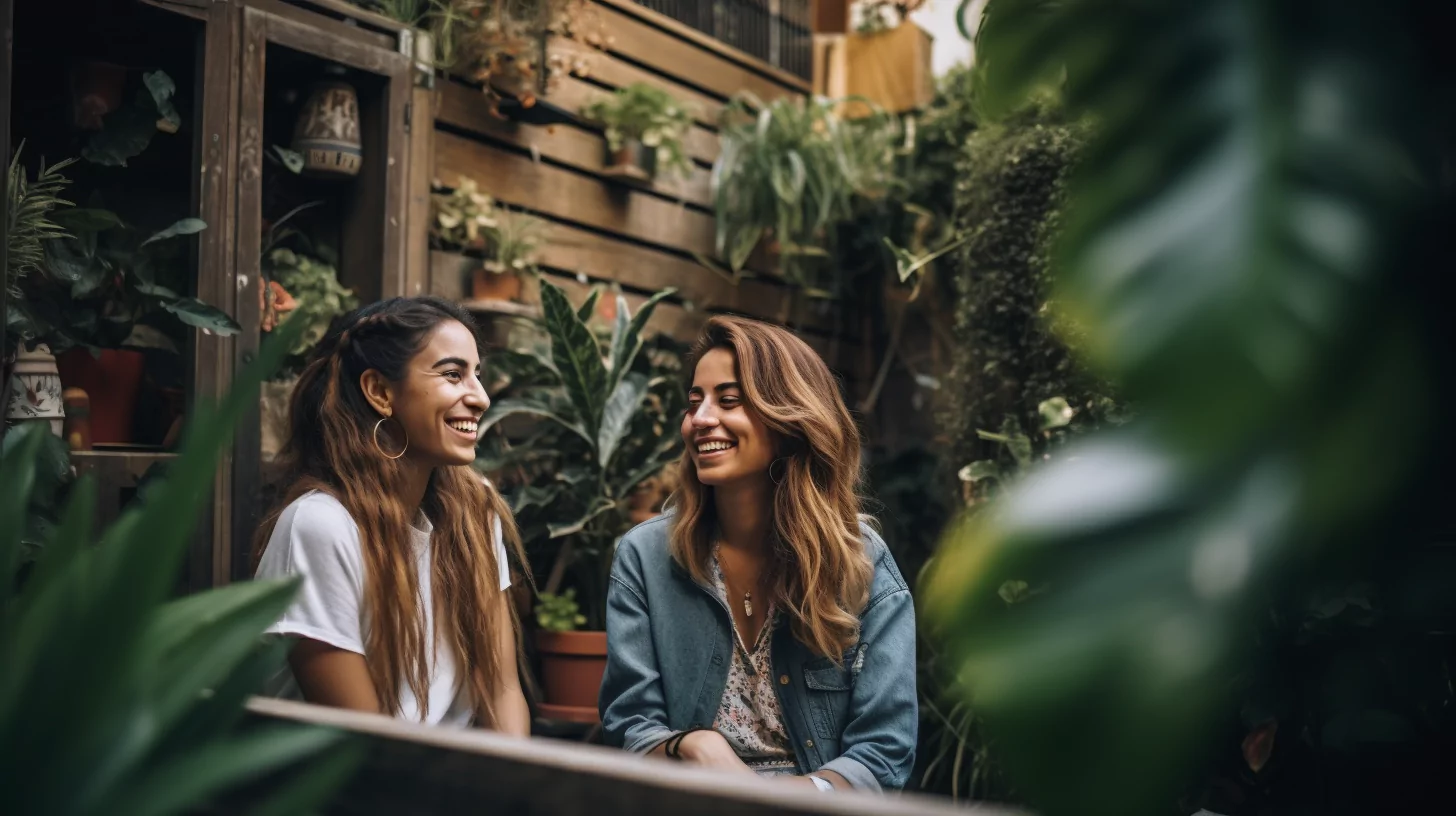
669 315 873 659
253 296 525 725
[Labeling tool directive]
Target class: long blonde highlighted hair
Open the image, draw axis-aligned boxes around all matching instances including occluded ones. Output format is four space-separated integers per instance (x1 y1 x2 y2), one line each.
670 315 872 659
254 297 525 725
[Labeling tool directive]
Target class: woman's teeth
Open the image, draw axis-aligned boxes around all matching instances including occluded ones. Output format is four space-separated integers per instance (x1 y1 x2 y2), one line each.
448 419 478 434
697 441 734 453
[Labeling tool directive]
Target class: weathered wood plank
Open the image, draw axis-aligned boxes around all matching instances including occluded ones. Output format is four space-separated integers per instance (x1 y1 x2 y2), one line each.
436 81 713 208
435 131 717 258
528 76 722 164
593 0 812 94
194 0 242 589
591 1 798 106
242 698 1020 816
405 85 436 297
552 36 724 129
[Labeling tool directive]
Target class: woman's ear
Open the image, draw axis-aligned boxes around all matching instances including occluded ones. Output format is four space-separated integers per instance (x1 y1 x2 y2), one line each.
358 369 394 417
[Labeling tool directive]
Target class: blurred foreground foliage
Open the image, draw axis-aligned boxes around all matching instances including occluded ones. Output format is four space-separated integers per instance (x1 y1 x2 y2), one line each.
0 316 361 815
925 1 1456 815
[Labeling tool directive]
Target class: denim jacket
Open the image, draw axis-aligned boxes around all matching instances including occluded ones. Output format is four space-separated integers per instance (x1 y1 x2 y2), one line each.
598 512 918 791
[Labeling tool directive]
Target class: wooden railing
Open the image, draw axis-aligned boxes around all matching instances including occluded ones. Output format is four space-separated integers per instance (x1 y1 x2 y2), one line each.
239 698 1028 815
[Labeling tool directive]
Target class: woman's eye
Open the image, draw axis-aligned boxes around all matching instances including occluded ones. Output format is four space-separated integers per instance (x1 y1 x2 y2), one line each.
720 396 740 407
443 370 463 382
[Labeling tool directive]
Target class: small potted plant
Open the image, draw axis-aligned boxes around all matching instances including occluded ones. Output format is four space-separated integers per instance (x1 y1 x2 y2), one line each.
581 82 694 184
430 176 546 302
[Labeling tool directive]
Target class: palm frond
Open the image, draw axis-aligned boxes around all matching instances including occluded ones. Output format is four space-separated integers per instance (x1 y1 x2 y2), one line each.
6 143 77 296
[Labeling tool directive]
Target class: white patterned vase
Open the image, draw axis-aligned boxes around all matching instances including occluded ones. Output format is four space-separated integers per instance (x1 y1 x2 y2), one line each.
5 345 66 437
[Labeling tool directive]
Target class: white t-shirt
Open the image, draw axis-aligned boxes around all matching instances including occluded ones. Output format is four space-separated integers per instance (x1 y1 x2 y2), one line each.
255 490 511 727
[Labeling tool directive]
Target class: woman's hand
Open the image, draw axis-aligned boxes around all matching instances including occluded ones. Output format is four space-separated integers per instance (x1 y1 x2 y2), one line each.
678 730 757 775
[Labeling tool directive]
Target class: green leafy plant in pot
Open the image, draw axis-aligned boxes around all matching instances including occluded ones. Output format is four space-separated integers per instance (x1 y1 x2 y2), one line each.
710 92 901 293
16 208 240 444
580 82 695 184
476 280 681 719
430 177 546 301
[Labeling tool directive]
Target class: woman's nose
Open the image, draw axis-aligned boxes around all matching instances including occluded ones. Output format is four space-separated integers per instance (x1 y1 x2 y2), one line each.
465 376 490 412
689 402 718 428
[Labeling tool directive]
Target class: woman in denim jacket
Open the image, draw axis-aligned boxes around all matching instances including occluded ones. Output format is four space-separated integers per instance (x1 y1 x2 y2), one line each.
599 316 917 792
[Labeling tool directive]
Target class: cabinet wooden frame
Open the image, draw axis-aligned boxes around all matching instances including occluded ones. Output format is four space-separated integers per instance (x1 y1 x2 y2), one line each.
228 0 413 583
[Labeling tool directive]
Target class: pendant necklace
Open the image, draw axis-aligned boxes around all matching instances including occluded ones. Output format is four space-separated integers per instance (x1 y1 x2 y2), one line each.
743 591 754 618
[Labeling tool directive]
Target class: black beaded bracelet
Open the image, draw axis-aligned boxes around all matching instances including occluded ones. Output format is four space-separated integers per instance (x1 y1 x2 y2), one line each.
663 727 714 759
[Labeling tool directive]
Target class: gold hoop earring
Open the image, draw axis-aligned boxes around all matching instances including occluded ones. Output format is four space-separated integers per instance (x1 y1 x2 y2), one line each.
769 457 787 486
373 417 409 460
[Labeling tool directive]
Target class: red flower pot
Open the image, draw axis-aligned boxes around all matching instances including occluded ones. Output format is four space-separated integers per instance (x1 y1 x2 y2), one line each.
55 348 146 444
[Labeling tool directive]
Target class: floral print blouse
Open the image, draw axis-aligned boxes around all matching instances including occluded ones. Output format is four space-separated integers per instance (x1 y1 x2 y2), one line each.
709 548 797 775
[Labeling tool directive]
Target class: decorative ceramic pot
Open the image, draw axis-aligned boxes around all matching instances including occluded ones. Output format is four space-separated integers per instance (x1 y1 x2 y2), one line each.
292 66 362 178
5 345 66 437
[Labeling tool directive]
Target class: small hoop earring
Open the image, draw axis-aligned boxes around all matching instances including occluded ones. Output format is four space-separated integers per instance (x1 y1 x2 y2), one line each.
373 417 409 460
769 458 787 486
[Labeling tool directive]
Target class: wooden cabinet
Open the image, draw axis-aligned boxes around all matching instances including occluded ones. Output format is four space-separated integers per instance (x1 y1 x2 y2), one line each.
5 0 428 590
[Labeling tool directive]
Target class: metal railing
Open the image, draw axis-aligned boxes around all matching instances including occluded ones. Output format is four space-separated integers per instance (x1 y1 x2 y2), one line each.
633 0 814 81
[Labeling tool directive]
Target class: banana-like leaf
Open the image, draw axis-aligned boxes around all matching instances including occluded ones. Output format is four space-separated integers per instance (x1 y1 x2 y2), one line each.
598 373 650 470
480 394 593 449
540 280 609 445
606 288 676 400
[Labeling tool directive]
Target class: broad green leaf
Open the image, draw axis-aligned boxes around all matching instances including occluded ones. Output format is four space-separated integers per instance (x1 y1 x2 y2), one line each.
0 426 43 606
540 280 609 443
140 218 207 247
576 287 602 322
480 395 593 448
51 207 124 232
160 297 242 336
142 70 181 130
598 373 650 470
548 497 616 539
240 738 368 816
142 579 302 740
104 724 348 816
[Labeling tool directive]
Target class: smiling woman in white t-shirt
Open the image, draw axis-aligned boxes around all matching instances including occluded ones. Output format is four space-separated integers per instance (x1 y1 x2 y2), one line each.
252 296 528 733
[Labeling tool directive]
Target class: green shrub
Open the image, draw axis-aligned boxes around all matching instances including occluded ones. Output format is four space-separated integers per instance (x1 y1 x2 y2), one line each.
938 109 1120 484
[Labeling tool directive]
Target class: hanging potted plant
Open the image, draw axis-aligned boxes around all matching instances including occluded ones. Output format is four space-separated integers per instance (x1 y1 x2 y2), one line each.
580 82 695 184
426 0 605 123
710 93 901 292
475 281 685 721
430 176 546 302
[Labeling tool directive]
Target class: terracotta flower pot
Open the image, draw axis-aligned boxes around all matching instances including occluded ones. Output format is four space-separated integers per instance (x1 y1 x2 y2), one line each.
534 629 607 723
601 139 658 184
471 268 523 302
55 348 146 444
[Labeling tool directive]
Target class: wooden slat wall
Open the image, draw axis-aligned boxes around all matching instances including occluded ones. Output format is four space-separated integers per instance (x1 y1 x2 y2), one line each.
430 0 859 377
